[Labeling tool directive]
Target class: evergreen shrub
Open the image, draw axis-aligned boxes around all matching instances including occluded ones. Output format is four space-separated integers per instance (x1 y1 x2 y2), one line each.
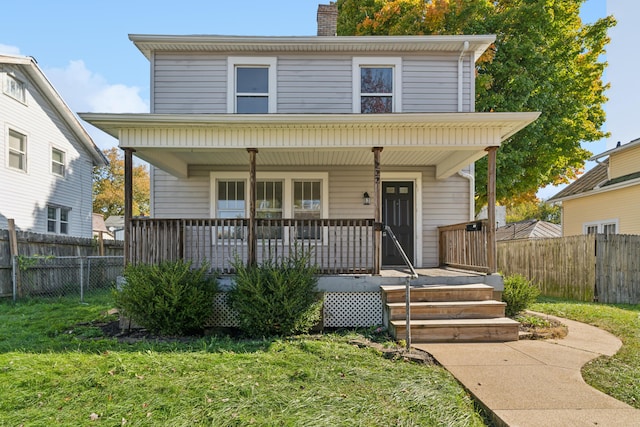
115 260 218 335
228 250 323 337
502 273 540 317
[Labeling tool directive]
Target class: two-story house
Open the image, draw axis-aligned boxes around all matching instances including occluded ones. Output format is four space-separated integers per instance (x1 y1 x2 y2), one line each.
1 54 107 238
549 138 640 236
80 7 538 335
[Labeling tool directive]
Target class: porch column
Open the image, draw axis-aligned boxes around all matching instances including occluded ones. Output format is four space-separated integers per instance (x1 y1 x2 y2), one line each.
486 146 498 274
372 147 383 274
123 147 135 266
247 148 258 266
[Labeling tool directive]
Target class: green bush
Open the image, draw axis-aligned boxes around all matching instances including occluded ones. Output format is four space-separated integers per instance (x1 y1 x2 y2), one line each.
115 260 218 335
502 274 540 317
228 251 323 337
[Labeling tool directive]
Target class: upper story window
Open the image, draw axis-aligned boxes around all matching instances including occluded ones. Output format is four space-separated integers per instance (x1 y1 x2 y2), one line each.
8 129 27 171
3 73 26 103
47 206 70 235
51 147 66 177
227 57 277 113
353 58 402 113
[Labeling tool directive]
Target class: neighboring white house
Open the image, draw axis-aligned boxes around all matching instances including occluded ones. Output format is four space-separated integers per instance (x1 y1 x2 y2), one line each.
0 54 107 238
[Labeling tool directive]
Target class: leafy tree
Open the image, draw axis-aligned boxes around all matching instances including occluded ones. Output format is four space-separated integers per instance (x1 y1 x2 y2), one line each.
93 147 150 218
337 0 615 207
506 199 560 224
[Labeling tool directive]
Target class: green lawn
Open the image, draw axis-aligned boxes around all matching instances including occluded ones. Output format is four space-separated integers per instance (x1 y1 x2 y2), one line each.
0 294 486 426
531 297 640 409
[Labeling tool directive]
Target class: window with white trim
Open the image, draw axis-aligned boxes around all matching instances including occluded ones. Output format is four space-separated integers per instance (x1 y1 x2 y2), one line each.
3 73 26 103
47 206 70 235
51 147 66 177
584 220 618 235
353 58 402 113
211 172 328 240
227 57 277 113
8 129 27 171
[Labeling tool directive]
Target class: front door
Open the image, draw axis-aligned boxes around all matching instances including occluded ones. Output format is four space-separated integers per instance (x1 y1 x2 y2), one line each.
382 181 414 266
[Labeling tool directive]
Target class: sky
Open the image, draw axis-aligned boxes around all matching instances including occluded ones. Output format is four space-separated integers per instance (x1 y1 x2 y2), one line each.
1 0 637 199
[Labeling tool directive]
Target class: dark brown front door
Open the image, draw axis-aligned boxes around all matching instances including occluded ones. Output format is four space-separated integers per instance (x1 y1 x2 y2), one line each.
382 181 414 266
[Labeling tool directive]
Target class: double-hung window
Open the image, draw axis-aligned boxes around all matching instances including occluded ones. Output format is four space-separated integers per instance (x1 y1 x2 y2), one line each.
228 57 277 113
8 129 27 171
3 73 26 103
353 58 402 113
47 206 70 235
51 147 66 177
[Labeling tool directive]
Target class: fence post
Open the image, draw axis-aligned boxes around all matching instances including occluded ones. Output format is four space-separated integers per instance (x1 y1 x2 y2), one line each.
12 256 17 302
80 257 85 303
8 219 21 299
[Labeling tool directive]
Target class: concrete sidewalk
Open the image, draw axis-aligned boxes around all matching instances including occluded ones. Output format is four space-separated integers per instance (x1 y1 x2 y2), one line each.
414 313 640 427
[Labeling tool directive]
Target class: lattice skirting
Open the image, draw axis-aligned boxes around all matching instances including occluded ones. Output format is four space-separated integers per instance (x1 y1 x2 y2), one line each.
206 291 382 328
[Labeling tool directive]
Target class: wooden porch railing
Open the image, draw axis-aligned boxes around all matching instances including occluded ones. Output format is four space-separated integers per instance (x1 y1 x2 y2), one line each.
438 220 490 273
128 218 375 274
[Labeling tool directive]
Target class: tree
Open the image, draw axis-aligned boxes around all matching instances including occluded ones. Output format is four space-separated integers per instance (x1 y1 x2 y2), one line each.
337 0 615 208
93 147 150 218
506 200 561 224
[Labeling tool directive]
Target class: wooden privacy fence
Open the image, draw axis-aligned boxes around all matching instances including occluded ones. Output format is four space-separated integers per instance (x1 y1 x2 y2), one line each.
498 234 640 304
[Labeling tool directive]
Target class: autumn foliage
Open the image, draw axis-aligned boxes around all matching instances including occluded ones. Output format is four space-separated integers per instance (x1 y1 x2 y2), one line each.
92 147 150 218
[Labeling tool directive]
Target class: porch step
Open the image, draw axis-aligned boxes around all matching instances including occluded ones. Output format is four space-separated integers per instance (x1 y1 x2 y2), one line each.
386 300 506 321
381 283 494 304
381 283 518 343
389 318 520 343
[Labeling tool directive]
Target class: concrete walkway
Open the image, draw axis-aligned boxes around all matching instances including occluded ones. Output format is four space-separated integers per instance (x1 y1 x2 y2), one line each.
414 312 640 427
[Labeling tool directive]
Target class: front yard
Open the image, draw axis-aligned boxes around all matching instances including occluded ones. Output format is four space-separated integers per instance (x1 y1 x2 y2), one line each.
0 293 486 426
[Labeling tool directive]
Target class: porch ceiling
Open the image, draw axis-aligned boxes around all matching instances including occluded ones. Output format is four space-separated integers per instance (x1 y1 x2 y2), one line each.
79 112 539 179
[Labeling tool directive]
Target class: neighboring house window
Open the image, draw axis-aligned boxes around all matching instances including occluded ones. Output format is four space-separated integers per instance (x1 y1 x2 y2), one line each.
227 57 277 113
584 220 618 235
8 129 27 171
47 206 70 235
3 73 26 103
51 147 66 177
353 58 402 113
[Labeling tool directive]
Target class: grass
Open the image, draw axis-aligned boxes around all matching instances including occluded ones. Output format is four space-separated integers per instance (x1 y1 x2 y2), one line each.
531 297 640 409
0 292 487 426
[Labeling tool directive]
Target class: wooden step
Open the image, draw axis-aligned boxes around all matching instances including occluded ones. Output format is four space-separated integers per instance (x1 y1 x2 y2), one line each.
381 284 494 304
390 318 520 343
386 300 506 321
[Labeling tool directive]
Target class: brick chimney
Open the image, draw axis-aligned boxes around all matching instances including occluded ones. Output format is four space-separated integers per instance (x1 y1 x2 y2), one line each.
317 2 338 36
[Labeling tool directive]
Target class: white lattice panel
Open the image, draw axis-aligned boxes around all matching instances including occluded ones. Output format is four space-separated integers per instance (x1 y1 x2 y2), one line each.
207 292 239 327
323 292 382 328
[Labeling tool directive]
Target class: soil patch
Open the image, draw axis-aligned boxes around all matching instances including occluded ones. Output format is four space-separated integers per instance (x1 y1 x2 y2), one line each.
517 312 568 340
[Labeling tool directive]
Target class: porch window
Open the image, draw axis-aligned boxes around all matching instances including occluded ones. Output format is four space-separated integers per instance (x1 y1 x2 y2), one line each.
51 147 66 177
47 206 70 235
3 73 26 103
8 129 27 171
217 180 246 239
257 180 283 239
294 180 321 239
353 57 402 113
227 57 277 113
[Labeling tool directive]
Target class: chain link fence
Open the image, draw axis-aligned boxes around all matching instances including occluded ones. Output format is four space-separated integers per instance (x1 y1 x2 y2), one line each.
12 256 124 302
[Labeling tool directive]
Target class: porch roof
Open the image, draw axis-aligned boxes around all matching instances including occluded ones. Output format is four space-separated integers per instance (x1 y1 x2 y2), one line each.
79 112 539 179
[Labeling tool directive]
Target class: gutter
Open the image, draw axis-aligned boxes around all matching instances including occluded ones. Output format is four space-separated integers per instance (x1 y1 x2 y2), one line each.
458 169 475 221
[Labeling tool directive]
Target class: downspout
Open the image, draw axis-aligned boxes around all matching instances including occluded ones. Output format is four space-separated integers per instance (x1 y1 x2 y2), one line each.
458 41 470 112
458 170 475 221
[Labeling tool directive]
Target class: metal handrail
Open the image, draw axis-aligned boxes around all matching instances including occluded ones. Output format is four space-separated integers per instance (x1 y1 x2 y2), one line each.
384 225 418 350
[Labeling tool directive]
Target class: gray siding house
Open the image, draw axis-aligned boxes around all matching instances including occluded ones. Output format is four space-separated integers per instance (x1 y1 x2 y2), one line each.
1 55 107 238
80 10 538 335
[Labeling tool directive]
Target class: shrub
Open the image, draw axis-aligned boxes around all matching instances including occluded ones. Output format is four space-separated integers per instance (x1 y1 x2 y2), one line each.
502 274 540 317
115 260 218 335
228 251 323 337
